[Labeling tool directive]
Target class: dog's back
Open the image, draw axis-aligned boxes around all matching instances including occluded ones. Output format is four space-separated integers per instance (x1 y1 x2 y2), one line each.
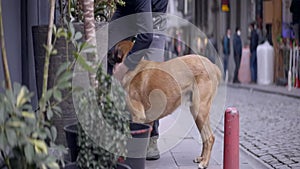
122 54 221 123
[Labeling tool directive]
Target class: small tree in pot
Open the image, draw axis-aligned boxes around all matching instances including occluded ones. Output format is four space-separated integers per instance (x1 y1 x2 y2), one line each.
74 65 130 169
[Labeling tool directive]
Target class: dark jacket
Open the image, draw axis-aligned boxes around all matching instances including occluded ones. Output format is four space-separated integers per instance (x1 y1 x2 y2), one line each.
223 35 230 55
111 0 168 70
250 29 259 53
233 33 242 57
290 0 300 24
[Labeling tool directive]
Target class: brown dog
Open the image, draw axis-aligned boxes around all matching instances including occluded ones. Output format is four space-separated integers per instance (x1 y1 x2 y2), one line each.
114 40 222 169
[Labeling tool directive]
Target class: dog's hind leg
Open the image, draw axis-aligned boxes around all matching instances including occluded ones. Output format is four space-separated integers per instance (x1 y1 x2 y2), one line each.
127 99 146 123
190 81 215 169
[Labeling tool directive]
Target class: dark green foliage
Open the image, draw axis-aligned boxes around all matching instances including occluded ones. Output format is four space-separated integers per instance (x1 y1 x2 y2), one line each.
76 66 130 169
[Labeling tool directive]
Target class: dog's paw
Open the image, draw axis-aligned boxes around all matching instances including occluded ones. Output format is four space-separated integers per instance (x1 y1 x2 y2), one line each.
193 156 203 163
198 163 208 169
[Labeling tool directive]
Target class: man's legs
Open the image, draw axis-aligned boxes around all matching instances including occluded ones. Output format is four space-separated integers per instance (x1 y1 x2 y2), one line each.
145 0 168 160
250 51 257 82
233 54 241 83
146 120 160 160
145 35 166 161
223 54 229 80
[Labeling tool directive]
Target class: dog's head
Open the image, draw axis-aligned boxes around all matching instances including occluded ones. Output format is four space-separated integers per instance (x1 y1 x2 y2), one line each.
108 40 134 66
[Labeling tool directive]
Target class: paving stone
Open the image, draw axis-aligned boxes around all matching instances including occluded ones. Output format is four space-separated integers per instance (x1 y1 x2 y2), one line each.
145 152 177 169
289 163 300 168
275 165 291 169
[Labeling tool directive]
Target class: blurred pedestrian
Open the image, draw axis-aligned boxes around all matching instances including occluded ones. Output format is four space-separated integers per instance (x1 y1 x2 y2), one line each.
206 34 217 63
233 27 242 83
290 0 300 43
222 28 231 79
249 22 259 83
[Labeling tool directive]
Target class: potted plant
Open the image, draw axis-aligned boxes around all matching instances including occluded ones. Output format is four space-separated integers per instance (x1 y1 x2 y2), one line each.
63 65 131 169
0 0 72 168
64 65 152 169
60 1 151 168
32 0 125 146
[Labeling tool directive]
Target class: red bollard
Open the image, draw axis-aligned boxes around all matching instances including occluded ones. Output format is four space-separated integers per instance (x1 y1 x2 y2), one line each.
223 107 239 169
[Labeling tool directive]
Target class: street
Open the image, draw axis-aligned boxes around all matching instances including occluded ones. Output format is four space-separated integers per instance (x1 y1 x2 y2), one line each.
223 86 300 169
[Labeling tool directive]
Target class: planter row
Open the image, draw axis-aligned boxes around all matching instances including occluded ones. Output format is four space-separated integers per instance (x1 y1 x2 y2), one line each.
63 122 151 169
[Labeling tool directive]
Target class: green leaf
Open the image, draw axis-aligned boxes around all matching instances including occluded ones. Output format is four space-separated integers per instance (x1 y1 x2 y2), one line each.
74 32 82 40
0 104 5 123
16 86 27 108
51 126 57 141
57 71 72 84
8 121 25 128
53 89 62 102
57 27 67 38
46 108 53 120
32 132 38 139
45 127 52 141
47 162 60 169
0 132 7 149
30 139 48 154
79 42 95 53
52 106 62 116
51 49 58 55
24 144 34 163
79 42 90 52
75 53 95 72
55 62 69 77
22 111 35 119
57 81 72 90
45 89 53 102
5 128 17 146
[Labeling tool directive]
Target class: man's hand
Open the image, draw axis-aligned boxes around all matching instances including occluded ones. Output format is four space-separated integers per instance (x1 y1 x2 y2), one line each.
113 63 129 82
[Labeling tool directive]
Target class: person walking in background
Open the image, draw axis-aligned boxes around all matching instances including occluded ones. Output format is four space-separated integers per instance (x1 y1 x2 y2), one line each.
249 22 259 83
222 28 231 79
233 27 242 83
290 0 300 43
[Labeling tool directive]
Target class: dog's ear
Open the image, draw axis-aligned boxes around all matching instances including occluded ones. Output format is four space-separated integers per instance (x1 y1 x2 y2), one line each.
114 47 123 63
114 40 134 63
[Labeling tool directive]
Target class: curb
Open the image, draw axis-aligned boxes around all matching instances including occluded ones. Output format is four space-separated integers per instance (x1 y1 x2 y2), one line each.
239 145 273 169
227 83 300 99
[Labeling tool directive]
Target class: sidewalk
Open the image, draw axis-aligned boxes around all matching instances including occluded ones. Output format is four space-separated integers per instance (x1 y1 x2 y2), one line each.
145 83 299 169
145 124 271 169
227 83 300 99
145 110 271 169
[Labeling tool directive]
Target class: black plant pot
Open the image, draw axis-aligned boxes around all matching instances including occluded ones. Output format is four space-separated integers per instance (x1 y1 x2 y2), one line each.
63 122 150 169
63 162 79 169
123 122 151 169
116 162 132 169
62 162 131 169
64 123 79 162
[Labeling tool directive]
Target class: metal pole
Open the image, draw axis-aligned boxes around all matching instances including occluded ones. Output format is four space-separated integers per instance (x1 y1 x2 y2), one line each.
223 107 239 169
